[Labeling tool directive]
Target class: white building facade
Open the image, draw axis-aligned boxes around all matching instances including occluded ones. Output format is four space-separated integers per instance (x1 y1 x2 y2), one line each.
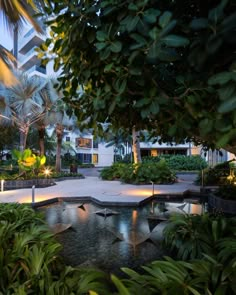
63 131 114 167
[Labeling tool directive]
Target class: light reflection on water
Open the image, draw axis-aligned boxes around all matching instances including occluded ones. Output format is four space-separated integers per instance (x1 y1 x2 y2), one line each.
39 199 205 274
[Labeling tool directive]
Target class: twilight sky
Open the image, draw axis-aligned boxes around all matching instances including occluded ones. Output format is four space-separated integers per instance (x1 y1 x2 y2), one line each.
0 22 13 50
0 15 31 50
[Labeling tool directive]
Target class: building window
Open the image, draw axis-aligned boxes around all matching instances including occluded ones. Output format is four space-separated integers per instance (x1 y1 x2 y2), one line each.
93 154 98 164
76 138 92 148
66 137 70 142
93 140 98 149
77 153 92 164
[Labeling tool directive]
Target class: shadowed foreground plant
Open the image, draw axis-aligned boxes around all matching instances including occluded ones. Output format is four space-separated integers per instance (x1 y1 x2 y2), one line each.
0 203 111 295
163 213 236 260
119 255 236 295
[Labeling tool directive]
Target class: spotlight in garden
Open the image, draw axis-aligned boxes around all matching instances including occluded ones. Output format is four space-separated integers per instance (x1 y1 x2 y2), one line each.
43 167 52 178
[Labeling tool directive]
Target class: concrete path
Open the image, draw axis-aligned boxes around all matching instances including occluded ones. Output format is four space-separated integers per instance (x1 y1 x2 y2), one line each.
0 176 200 205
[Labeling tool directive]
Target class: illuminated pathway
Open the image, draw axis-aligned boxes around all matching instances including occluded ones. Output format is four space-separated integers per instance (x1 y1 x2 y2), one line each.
0 176 200 205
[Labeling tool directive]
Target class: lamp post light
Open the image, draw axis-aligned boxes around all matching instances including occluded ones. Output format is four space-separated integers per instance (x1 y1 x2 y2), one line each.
1 180 4 192
32 185 35 203
150 181 154 196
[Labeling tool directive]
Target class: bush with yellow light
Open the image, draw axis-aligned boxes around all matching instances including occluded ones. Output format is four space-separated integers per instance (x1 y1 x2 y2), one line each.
12 149 46 178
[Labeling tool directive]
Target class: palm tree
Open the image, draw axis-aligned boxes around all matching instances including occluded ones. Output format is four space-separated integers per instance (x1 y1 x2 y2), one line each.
34 79 58 156
0 45 18 86
0 0 44 85
0 72 46 151
48 99 77 172
33 78 77 172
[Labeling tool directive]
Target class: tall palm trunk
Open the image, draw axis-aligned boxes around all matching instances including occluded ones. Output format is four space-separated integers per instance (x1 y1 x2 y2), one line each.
132 126 142 164
56 124 63 172
19 131 25 152
13 25 18 68
38 125 45 156
19 126 29 152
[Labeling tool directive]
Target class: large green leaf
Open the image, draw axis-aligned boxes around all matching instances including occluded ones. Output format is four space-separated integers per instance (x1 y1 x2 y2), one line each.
217 96 236 113
95 42 107 51
159 20 177 37
159 11 172 28
110 41 122 53
143 8 161 24
111 274 131 295
161 35 189 47
218 84 236 101
208 72 234 85
96 31 107 42
127 15 140 32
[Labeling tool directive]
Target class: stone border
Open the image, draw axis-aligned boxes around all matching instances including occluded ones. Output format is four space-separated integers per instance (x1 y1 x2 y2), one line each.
31 190 203 209
4 178 55 190
208 194 236 214
3 176 85 190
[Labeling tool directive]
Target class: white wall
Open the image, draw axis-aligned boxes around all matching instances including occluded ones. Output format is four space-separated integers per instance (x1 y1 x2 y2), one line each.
96 143 114 167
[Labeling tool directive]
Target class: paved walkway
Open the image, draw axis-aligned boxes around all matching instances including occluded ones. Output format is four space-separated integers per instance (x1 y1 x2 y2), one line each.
0 175 200 205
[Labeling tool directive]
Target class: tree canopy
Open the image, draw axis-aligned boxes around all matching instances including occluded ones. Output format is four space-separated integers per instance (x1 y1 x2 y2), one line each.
41 0 236 153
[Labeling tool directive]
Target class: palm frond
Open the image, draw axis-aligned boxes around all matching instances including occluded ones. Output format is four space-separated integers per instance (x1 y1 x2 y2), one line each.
0 0 42 33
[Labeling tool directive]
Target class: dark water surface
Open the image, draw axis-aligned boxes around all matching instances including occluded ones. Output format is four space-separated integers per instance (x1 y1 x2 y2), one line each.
39 199 205 274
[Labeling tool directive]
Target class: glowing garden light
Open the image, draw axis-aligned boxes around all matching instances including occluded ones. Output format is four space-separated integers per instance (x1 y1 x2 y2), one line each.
43 167 52 178
1 179 4 192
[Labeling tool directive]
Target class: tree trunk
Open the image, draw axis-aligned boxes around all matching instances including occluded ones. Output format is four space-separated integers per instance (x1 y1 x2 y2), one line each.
132 126 142 164
38 125 45 156
19 131 25 152
19 128 28 151
56 124 63 172
13 25 18 68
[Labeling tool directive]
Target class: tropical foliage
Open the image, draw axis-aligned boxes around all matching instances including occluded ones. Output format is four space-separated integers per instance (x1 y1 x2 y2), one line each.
0 72 47 151
0 203 111 294
12 148 46 177
119 253 236 295
0 0 44 85
100 160 176 184
142 155 208 171
163 213 236 260
196 160 233 185
40 0 236 155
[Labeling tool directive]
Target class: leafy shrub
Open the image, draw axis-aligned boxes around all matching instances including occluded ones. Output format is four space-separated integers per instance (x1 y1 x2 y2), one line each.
215 184 236 200
163 213 236 260
196 160 233 185
122 160 176 184
0 203 111 294
100 163 126 180
100 161 176 184
143 155 208 171
118 254 236 295
12 149 46 178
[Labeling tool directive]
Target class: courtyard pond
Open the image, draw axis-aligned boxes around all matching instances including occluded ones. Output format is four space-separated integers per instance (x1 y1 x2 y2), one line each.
38 198 206 275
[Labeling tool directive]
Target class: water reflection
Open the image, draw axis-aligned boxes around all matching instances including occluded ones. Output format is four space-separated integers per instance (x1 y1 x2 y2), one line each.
40 198 206 274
